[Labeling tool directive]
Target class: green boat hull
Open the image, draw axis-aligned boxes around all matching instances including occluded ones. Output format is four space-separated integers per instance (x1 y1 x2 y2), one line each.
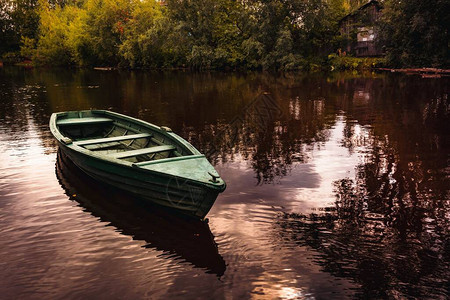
50 110 226 219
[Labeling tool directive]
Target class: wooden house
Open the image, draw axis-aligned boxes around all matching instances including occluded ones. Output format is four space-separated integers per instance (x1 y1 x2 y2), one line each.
339 0 383 57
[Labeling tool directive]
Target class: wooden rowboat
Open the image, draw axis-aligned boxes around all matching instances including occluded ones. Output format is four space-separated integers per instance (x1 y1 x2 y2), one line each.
50 110 226 219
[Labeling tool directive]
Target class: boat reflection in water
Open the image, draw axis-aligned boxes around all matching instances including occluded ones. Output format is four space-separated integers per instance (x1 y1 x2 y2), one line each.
56 149 226 277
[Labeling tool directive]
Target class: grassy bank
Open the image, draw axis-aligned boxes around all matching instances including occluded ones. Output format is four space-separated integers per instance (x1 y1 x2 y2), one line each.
328 54 385 71
2 51 387 72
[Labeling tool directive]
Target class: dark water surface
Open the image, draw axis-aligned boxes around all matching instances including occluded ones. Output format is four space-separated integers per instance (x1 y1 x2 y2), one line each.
0 67 448 299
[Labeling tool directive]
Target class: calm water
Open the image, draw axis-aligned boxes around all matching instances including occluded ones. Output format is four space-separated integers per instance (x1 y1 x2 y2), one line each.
0 67 448 299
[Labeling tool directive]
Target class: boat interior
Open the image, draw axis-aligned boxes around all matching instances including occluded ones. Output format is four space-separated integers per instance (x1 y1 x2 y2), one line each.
56 111 193 164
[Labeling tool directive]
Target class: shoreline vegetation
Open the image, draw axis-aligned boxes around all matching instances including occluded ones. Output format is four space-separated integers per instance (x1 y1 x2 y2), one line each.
1 53 387 72
1 0 448 71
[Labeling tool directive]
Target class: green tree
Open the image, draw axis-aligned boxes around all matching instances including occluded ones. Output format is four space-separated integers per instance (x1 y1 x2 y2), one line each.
166 0 248 69
80 0 132 66
379 0 449 67
119 0 178 68
240 0 345 69
35 0 91 65
0 0 39 55
35 0 74 65
295 0 346 61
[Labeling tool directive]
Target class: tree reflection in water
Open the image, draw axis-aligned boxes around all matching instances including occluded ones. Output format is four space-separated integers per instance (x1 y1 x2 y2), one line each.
186 92 336 184
274 86 449 298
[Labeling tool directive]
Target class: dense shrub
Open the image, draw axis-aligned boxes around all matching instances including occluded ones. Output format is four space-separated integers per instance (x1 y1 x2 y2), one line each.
328 53 385 70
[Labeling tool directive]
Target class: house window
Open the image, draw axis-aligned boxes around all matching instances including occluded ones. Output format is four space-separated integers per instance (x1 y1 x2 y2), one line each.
357 27 375 42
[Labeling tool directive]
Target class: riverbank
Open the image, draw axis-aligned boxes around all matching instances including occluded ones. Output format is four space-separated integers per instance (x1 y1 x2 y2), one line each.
2 57 448 76
328 54 385 71
0 56 384 72
377 68 450 78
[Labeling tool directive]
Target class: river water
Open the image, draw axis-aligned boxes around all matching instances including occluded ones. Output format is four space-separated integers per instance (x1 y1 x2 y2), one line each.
0 67 448 299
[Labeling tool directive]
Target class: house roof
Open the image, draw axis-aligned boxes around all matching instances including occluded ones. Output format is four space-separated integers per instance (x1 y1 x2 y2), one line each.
339 0 383 23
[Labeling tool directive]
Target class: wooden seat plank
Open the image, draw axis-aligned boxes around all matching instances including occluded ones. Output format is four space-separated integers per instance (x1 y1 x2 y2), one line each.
109 145 176 159
84 141 122 151
57 117 114 126
75 133 151 146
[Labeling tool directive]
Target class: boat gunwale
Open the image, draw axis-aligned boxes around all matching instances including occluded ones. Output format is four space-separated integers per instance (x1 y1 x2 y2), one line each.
50 110 226 191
